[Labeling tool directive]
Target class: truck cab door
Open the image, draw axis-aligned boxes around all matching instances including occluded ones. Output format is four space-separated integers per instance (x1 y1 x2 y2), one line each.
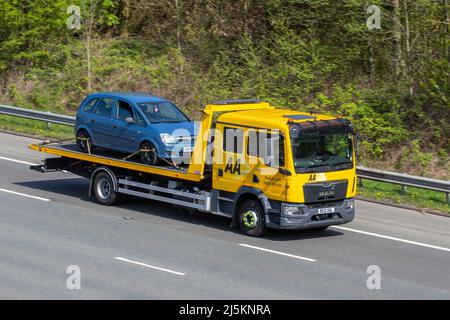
244 129 289 201
213 125 246 193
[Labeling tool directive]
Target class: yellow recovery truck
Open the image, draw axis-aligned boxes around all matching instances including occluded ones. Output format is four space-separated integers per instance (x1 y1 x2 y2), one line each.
29 100 357 236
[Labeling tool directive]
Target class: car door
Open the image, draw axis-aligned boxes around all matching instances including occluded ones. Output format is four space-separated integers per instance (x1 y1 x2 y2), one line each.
90 97 116 147
111 99 143 152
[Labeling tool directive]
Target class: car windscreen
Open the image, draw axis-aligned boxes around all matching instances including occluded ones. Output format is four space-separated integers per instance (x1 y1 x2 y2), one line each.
137 101 190 123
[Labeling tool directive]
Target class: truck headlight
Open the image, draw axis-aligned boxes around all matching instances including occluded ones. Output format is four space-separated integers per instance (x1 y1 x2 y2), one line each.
345 200 354 210
283 205 303 215
160 133 176 144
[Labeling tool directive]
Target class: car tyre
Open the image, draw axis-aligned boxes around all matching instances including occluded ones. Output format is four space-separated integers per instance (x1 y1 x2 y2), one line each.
76 130 93 153
140 141 158 165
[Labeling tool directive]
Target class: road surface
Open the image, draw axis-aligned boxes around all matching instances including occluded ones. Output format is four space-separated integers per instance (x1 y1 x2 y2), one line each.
0 132 449 299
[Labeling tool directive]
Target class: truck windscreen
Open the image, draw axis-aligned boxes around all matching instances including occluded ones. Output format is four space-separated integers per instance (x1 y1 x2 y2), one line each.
289 120 354 173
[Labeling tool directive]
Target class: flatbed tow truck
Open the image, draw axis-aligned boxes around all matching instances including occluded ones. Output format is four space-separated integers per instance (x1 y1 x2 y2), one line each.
29 100 357 236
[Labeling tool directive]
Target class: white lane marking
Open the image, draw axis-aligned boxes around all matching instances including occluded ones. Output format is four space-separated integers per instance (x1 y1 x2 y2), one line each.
0 156 38 166
114 257 185 276
239 244 317 262
0 188 50 202
332 226 450 253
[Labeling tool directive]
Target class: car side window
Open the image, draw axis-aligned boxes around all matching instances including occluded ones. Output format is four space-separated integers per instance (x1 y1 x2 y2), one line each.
117 100 134 121
83 99 98 113
93 98 114 117
135 111 147 126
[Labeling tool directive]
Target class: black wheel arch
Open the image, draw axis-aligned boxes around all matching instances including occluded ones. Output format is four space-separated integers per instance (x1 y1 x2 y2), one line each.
231 187 271 228
89 166 118 197
76 128 90 137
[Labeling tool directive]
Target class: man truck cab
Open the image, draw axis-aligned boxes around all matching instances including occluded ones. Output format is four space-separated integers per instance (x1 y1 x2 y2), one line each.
211 107 356 236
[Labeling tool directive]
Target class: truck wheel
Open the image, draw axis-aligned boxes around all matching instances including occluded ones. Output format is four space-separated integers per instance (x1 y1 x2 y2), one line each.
76 130 93 153
238 200 267 237
140 142 158 165
93 172 118 206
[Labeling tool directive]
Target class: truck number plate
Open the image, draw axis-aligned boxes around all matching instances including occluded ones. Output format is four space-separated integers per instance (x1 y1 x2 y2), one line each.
318 207 335 215
183 146 193 153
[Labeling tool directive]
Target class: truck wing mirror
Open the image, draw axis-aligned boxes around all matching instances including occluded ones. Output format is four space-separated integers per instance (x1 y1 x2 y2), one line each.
278 168 292 176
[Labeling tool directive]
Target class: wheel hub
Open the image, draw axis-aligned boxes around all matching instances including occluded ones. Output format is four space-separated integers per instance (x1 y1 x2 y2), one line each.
242 209 258 229
97 178 111 200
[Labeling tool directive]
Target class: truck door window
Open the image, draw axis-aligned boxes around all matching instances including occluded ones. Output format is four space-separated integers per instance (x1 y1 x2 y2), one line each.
247 130 285 167
223 127 243 154
268 133 285 167
247 130 259 157
117 100 134 121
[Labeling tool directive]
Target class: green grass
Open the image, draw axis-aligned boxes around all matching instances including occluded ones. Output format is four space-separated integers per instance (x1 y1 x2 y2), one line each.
358 179 450 214
0 114 73 140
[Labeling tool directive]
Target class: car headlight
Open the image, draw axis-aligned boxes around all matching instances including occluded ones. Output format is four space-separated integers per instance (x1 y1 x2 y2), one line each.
283 205 303 215
160 133 176 144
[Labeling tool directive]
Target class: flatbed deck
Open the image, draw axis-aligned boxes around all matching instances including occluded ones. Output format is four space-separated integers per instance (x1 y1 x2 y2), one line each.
28 142 204 182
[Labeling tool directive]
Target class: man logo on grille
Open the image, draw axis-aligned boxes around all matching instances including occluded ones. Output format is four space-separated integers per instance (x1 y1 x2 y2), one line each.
319 184 335 198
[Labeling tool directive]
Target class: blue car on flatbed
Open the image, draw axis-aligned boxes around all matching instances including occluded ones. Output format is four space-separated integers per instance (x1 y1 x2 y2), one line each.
75 92 195 165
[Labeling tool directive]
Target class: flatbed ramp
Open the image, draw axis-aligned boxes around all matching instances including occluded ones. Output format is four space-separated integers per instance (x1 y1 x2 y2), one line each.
28 142 204 182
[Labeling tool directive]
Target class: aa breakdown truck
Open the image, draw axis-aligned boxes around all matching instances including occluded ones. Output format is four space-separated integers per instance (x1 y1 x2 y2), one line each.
29 100 357 236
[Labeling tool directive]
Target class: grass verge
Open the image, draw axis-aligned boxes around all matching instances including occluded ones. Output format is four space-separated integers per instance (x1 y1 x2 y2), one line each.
358 179 450 214
0 114 73 140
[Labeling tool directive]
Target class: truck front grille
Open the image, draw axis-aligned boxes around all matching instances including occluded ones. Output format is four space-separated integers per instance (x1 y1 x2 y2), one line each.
303 180 348 203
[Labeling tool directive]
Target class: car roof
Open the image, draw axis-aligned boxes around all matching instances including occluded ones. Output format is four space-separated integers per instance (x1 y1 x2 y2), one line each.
87 92 169 104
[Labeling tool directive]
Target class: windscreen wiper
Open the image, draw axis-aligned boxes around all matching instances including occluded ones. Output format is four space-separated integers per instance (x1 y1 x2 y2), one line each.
331 161 353 168
303 164 331 173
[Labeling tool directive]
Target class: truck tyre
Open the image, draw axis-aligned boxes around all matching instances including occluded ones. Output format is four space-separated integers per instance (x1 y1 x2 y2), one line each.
238 199 267 237
93 172 118 206
140 141 158 165
76 130 93 153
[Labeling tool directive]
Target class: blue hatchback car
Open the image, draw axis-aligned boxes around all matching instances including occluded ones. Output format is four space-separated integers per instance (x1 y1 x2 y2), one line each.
75 92 195 165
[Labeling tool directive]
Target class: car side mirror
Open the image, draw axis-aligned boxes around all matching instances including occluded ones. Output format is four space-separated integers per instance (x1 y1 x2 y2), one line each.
125 117 135 124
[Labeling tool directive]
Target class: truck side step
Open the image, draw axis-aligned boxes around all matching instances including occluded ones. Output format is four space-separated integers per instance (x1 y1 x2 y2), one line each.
118 179 211 211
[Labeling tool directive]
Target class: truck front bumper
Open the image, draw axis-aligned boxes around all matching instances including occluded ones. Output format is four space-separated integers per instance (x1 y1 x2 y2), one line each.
266 198 355 230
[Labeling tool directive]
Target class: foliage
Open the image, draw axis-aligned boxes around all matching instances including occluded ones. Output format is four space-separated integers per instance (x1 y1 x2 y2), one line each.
0 0 448 178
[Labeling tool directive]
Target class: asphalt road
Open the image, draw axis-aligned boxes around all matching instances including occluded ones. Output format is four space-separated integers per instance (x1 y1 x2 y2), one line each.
0 132 449 299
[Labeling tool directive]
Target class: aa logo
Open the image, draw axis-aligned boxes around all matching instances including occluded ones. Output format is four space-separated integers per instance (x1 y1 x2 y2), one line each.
308 174 317 182
225 158 241 175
